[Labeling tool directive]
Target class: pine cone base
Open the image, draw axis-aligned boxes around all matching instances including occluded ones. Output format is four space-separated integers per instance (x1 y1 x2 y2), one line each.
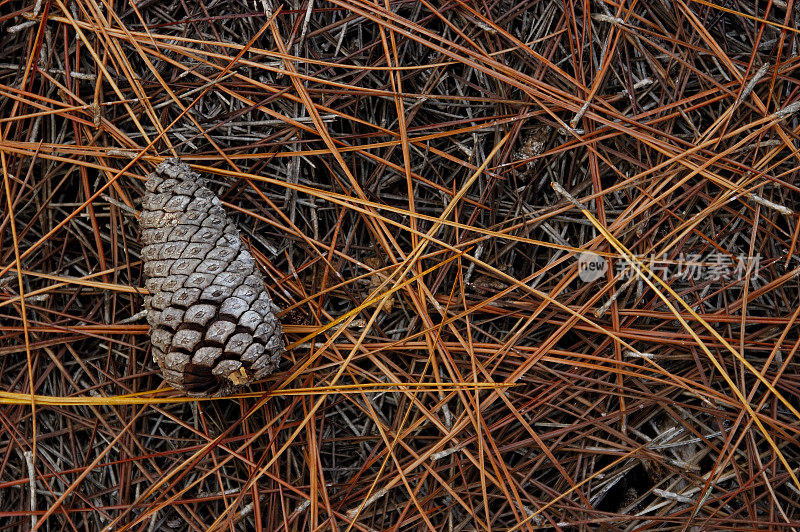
140 158 284 396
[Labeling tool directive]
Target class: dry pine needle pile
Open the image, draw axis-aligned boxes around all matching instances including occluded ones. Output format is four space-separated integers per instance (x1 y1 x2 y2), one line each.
1 1 800 530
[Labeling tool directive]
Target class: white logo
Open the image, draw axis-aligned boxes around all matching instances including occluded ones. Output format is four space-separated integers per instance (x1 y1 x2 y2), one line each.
577 252 607 282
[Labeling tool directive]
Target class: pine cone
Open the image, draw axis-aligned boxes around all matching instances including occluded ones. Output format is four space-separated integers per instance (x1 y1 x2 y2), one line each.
139 158 284 396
